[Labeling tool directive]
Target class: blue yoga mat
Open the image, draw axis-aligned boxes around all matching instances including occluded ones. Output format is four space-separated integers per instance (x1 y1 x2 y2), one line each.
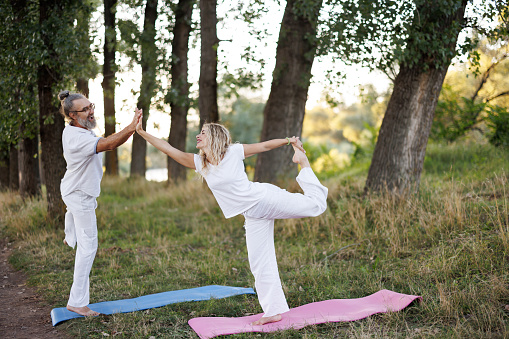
51 285 255 326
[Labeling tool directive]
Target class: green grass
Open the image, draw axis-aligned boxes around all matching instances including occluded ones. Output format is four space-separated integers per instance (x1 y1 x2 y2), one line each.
1 141 509 338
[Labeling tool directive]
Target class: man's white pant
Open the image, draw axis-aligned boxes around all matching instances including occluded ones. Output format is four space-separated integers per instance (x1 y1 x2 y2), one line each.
243 167 328 317
62 190 98 307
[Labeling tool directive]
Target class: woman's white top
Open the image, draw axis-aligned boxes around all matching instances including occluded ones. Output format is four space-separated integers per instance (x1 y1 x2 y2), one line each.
60 125 103 197
194 143 267 218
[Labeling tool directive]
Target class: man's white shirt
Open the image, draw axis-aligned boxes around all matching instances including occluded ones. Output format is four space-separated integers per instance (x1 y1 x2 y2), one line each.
61 125 103 197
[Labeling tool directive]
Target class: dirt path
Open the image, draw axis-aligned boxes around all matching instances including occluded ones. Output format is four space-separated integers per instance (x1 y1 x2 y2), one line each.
0 238 68 339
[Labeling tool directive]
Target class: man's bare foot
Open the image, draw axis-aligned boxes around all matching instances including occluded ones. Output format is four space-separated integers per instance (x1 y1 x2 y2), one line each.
251 314 282 326
292 147 311 168
66 305 100 317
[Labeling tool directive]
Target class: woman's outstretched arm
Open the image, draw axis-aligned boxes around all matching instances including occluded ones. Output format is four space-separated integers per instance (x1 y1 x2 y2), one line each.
243 136 305 158
135 109 195 169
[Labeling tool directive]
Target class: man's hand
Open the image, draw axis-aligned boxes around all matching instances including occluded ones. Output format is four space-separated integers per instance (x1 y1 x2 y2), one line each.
97 108 143 153
135 108 144 133
131 108 143 132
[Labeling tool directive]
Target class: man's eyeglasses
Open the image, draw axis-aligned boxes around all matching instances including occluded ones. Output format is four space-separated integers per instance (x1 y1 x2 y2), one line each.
70 103 95 114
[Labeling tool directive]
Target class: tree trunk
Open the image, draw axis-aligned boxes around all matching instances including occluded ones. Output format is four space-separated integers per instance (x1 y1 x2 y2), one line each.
9 144 19 191
38 0 66 220
199 0 218 128
365 1 468 193
77 78 89 98
131 0 158 178
365 66 448 193
19 124 40 198
102 0 118 175
76 6 92 99
168 0 193 183
254 0 322 183
0 147 9 190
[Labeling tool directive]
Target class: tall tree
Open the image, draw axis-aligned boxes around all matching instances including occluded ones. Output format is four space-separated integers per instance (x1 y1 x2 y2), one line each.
1 0 92 210
38 0 69 219
9 144 19 190
130 0 159 177
0 147 9 190
364 1 469 193
199 0 219 128
19 116 41 198
167 0 194 182
254 0 323 183
7 0 40 198
103 0 119 175
75 4 96 98
319 0 505 193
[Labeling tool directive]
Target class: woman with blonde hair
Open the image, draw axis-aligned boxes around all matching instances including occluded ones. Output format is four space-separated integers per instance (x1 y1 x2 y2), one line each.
136 113 328 325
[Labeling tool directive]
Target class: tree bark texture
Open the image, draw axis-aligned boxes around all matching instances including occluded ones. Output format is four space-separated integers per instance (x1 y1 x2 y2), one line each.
77 78 89 98
0 148 9 190
254 0 322 183
38 0 66 220
168 0 193 183
102 0 118 175
19 124 40 198
131 0 158 177
76 7 92 99
365 1 468 193
199 0 218 128
9 144 19 191
365 66 448 193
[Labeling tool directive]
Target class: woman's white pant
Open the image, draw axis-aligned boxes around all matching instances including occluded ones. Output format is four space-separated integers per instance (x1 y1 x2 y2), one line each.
62 191 98 308
243 167 328 317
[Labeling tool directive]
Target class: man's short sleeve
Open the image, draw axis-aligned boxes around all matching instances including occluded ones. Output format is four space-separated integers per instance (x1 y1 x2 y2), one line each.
70 133 102 157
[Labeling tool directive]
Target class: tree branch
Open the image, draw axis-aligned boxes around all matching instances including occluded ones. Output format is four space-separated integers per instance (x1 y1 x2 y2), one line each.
471 53 509 102
486 91 509 102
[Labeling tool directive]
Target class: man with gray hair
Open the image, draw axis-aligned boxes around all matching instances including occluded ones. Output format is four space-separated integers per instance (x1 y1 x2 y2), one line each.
58 90 142 316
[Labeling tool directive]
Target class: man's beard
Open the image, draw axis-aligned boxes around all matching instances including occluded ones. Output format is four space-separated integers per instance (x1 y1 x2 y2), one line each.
77 116 97 130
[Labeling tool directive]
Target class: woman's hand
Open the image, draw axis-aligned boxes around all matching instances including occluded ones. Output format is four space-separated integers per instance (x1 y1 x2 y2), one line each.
134 108 144 133
289 136 306 153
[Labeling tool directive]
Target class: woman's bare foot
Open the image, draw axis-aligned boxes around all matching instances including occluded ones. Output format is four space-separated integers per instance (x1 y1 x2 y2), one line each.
63 239 67 245
292 147 311 168
251 314 282 326
66 305 100 317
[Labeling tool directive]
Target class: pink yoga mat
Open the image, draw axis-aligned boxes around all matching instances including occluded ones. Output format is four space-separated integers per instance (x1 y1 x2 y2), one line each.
188 289 421 338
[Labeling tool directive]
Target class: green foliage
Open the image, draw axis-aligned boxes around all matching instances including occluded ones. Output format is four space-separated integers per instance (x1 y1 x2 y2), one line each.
318 0 414 74
222 96 264 144
431 34 509 146
431 95 509 146
0 0 40 145
218 68 264 100
118 18 143 66
117 0 181 110
485 105 509 147
431 83 509 147
431 85 487 142
221 96 264 170
318 0 504 77
0 0 97 146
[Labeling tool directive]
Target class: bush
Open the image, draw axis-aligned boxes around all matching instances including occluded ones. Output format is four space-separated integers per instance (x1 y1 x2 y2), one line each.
486 106 509 147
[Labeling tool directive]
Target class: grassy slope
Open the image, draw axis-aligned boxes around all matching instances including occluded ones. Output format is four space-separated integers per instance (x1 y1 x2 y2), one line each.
1 142 508 338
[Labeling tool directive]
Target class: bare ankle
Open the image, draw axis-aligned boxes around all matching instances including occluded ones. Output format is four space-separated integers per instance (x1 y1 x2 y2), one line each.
66 305 100 317
251 314 282 326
